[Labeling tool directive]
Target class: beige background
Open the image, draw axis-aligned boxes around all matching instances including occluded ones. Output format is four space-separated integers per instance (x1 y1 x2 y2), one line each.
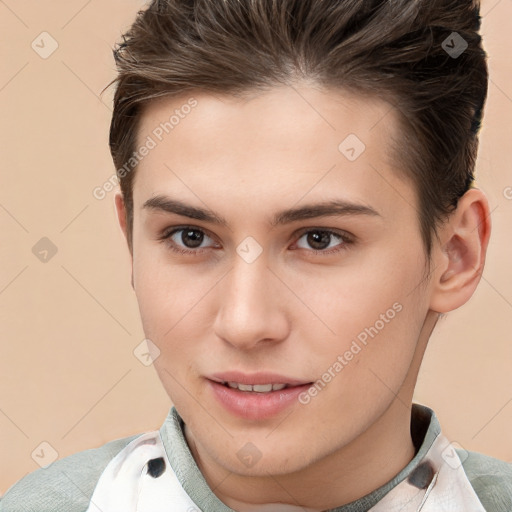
0 0 511 495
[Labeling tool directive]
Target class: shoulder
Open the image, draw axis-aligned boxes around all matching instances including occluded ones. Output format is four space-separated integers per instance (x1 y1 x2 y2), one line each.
459 449 512 512
0 433 143 512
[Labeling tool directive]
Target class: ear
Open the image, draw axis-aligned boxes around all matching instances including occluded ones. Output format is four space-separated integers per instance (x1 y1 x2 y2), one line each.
114 192 129 243
429 188 492 313
114 192 135 289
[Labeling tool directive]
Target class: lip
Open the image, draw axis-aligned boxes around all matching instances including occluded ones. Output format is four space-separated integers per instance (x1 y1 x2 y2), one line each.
208 371 310 386
206 371 313 420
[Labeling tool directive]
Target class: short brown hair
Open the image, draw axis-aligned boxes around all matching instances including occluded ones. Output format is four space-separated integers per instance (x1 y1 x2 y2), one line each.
104 0 488 258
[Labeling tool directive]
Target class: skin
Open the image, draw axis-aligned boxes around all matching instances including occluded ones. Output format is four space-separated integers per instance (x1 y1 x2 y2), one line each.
115 83 491 510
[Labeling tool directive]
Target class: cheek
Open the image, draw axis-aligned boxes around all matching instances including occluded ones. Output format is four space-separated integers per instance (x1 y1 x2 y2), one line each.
132 248 223 378
137 281 204 346
295 245 427 393
134 260 209 404
286 242 424 345
132 251 192 344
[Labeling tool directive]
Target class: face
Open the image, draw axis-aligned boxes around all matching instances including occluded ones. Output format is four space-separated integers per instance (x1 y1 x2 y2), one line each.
126 84 433 476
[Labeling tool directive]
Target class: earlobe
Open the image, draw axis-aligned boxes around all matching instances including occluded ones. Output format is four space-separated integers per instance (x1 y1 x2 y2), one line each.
429 188 491 313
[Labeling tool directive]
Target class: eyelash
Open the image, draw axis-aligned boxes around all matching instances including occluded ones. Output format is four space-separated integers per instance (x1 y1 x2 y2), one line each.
157 225 354 257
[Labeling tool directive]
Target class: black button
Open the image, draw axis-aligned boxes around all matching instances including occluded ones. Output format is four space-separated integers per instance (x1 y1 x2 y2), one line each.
147 457 166 478
407 461 435 489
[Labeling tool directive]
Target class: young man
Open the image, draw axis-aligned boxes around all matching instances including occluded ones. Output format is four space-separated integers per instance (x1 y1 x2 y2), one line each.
1 0 511 510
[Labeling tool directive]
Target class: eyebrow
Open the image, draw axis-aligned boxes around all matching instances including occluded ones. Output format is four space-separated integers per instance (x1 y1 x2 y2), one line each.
142 195 381 227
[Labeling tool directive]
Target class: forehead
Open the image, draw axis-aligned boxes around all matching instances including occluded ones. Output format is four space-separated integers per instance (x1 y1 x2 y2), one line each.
137 85 399 159
133 85 413 220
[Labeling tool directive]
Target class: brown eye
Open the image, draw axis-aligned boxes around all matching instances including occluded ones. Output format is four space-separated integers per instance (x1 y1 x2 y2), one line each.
295 230 348 253
158 226 218 255
177 228 205 248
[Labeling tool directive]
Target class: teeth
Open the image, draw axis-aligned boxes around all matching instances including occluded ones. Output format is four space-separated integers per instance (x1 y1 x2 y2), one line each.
253 384 273 392
226 382 288 392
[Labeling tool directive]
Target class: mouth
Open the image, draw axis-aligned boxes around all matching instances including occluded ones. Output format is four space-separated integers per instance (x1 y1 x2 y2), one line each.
206 372 314 419
218 381 291 392
208 371 312 390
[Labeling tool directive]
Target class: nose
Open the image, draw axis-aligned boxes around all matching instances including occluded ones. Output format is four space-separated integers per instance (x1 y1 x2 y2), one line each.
213 253 290 351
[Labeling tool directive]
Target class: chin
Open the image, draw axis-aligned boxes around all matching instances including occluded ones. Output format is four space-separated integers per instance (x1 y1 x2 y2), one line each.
216 432 318 477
